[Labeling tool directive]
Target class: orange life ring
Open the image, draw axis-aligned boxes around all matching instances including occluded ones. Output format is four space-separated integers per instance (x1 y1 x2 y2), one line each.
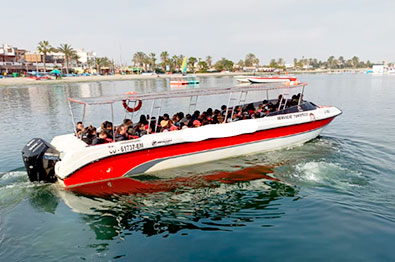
122 99 142 112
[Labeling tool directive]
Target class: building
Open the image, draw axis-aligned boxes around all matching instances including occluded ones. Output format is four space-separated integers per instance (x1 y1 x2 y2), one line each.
0 44 26 63
76 48 96 64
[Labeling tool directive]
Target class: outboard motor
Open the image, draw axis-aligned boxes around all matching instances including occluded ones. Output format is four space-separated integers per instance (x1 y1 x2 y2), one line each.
22 138 60 183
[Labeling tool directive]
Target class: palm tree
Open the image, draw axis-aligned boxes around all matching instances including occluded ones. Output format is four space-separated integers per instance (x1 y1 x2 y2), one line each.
72 53 80 68
245 53 258 67
351 56 359 68
37 40 54 73
160 51 169 71
57 44 75 74
87 58 94 73
188 57 197 73
149 53 156 71
171 55 178 71
94 57 104 74
206 56 212 68
132 51 147 70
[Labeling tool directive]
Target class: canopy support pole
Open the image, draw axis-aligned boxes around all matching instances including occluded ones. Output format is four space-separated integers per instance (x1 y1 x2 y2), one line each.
111 103 115 142
298 85 305 105
67 100 77 136
224 92 233 123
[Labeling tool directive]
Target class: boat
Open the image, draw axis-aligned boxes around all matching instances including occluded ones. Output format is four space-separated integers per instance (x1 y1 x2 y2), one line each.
234 75 257 83
247 76 297 84
21 82 342 190
169 56 200 86
169 75 200 86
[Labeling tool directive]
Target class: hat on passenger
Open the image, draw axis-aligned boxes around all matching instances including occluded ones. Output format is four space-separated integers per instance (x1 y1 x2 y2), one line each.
160 120 169 128
193 120 201 126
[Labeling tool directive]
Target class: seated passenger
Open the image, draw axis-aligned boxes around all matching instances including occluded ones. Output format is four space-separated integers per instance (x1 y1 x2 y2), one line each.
82 125 97 145
123 118 133 127
192 110 200 121
193 120 201 127
138 115 149 126
148 117 159 133
127 125 139 139
160 113 172 131
170 124 179 131
76 121 84 135
91 130 108 145
101 121 114 139
221 105 227 115
115 124 128 141
135 123 147 137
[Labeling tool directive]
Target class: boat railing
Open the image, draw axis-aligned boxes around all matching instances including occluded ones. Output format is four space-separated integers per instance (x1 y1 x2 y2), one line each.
266 102 317 117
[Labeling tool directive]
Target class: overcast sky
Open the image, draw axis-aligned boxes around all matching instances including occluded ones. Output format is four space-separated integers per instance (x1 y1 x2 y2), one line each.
2 0 395 64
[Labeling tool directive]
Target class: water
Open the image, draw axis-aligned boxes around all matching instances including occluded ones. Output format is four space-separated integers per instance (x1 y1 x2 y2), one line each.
1 74 395 261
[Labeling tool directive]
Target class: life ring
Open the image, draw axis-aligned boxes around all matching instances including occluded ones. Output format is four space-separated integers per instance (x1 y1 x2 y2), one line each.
122 99 142 112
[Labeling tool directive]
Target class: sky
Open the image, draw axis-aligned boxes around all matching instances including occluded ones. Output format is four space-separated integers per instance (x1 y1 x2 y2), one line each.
2 0 395 64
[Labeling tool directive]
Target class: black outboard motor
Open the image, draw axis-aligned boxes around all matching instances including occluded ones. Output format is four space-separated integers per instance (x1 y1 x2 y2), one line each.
22 138 60 183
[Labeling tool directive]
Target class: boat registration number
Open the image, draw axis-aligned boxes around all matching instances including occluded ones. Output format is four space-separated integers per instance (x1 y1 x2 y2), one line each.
108 142 144 155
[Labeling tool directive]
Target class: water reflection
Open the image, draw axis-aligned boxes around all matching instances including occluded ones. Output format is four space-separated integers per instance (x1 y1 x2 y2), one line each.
50 165 298 240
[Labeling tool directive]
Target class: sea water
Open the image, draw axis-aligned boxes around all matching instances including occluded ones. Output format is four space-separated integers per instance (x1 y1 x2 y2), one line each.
0 74 395 261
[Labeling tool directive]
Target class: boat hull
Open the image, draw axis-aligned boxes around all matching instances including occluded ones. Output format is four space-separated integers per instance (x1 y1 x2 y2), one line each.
60 116 335 188
248 77 297 84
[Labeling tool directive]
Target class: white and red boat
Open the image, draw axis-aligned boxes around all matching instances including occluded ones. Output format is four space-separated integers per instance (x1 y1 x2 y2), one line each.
22 82 341 190
247 76 297 84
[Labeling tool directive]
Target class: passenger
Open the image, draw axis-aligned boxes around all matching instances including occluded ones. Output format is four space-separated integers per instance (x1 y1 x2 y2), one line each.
160 113 172 131
257 104 264 113
82 126 97 145
199 111 207 122
105 121 114 139
246 103 255 113
181 118 189 129
192 110 200 121
76 121 84 134
135 123 147 137
221 105 227 115
138 115 149 126
91 130 108 145
123 118 133 127
193 120 201 127
274 94 283 111
177 112 185 121
115 124 128 141
127 125 139 139
217 114 225 124
170 124 179 131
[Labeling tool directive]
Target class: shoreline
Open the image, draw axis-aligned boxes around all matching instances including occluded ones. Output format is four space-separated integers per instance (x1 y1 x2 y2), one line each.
0 69 366 87
0 72 244 87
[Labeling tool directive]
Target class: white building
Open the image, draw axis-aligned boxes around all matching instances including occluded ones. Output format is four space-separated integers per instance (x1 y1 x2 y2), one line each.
76 48 96 64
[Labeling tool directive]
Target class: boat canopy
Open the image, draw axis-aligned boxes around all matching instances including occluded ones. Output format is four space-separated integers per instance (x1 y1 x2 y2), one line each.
68 82 307 105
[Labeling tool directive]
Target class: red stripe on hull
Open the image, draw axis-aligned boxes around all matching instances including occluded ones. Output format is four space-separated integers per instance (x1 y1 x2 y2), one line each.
63 117 334 187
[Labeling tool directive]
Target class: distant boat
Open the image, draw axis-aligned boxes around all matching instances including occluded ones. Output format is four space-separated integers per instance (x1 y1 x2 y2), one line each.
247 76 297 84
170 75 199 86
234 75 256 83
387 68 395 74
170 57 200 86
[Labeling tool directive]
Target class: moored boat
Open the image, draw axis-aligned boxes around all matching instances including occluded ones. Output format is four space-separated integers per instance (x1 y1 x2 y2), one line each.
248 76 297 84
21 82 341 190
